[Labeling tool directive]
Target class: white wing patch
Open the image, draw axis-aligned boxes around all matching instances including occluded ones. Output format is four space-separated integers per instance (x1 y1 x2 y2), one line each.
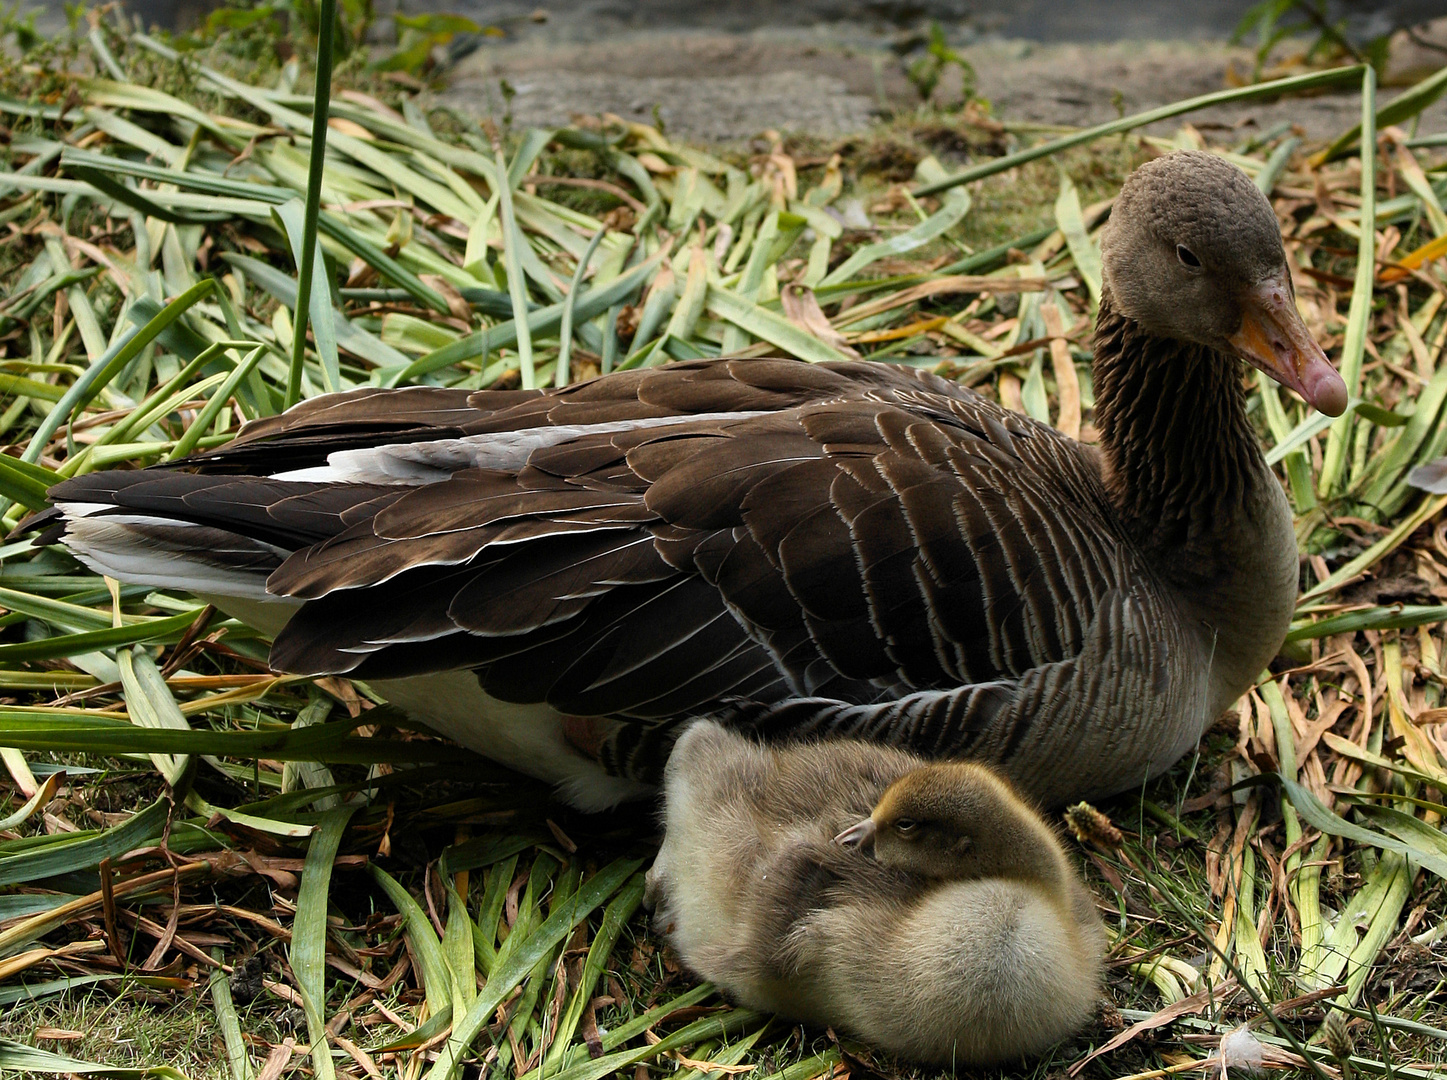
270 412 770 485
62 514 287 601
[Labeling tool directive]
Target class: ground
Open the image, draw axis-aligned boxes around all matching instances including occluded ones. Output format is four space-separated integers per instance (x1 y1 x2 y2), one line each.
441 24 1447 145
1 5 1447 1080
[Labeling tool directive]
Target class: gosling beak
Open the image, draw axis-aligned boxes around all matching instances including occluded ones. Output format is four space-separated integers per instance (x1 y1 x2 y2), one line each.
834 817 877 849
1228 271 1347 417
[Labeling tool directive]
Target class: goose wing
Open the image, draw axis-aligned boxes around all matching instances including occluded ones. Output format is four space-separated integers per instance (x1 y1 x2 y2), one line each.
47 357 1163 766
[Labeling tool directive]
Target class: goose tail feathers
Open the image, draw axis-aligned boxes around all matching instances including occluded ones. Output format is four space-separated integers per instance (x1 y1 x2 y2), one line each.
33 472 303 603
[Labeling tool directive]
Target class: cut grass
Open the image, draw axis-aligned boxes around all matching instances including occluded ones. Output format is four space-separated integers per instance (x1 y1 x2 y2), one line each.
0 10 1446 1080
0 992 229 1079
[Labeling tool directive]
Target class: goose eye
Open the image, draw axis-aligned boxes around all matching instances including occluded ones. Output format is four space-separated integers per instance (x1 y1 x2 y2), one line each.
1176 245 1201 269
894 818 919 836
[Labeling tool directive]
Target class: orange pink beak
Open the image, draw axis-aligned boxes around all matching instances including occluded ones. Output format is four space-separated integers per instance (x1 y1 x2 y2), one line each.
1227 270 1347 417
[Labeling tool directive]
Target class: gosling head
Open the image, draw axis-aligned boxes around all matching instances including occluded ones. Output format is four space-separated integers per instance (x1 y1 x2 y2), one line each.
1100 149 1345 416
834 761 1063 884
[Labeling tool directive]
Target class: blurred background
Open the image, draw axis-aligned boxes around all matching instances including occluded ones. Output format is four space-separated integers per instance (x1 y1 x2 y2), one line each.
18 0 1447 146
102 0 1447 43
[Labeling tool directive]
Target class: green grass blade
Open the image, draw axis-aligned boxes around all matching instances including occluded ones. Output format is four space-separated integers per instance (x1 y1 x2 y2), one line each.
0 608 211 664
64 163 228 225
915 65 1363 197
460 848 521 974
1286 603 1447 641
1254 135 1302 195
165 346 268 461
557 228 607 386
507 129 556 188
542 871 646 1072
1279 775 1447 880
1303 851 1413 1003
442 885 478 1018
292 804 356 1080
369 1005 453 1053
78 76 242 147
820 196 970 287
0 1039 192 1080
425 857 642 1080
1318 62 1447 163
1257 680 1315 973
523 1007 764 1080
588 983 716 1055
1323 734 1446 789
395 250 665 382
72 342 240 460
1054 173 1102 306
3 269 102 322
0 973 188 1007
0 455 58 511
60 148 289 203
733 210 782 306
275 202 340 395
1301 493 1447 602
21 279 216 464
0 713 463 763
1231 843 1268 992
496 146 536 390
368 863 454 1017
706 285 856 364
1319 66 1378 497
117 646 192 787
664 246 709 343
285 0 339 409
0 585 145 632
221 254 412 373
317 214 450 312
209 948 254 1080
1354 802 1447 860
1258 374 1315 509
0 798 167 888
1362 359 1447 513
0 375 66 405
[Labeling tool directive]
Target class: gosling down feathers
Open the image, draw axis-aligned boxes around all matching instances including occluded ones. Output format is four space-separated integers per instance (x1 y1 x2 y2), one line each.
33 150 1345 808
646 721 1106 1066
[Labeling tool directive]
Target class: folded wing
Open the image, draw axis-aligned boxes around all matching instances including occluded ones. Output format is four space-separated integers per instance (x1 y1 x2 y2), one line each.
45 357 1145 762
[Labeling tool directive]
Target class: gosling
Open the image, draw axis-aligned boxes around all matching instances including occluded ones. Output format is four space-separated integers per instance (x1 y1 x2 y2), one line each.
646 721 1105 1066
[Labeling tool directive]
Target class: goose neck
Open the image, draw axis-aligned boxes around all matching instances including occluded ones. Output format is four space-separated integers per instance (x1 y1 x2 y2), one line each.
1090 288 1300 714
1091 289 1265 578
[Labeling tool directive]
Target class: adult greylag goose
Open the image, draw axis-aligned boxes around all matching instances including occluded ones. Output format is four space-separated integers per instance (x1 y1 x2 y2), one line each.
36 150 1345 809
645 720 1106 1065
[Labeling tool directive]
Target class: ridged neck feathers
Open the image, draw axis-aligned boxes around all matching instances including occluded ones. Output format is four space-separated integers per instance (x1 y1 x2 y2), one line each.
1091 287 1265 581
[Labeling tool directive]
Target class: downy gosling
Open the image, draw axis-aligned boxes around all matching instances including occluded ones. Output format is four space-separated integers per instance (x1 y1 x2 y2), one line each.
646 722 1106 1066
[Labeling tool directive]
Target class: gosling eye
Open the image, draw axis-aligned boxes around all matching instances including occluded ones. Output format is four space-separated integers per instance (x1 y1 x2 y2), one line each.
1176 245 1201 270
894 818 920 837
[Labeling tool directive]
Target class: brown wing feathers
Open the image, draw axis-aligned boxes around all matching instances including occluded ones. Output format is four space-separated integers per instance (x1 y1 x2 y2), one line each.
52 471 408 552
47 357 1142 772
192 386 490 473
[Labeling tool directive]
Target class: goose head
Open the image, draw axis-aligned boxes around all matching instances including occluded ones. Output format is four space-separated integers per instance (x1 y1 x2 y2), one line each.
1100 149 1346 417
834 761 1063 884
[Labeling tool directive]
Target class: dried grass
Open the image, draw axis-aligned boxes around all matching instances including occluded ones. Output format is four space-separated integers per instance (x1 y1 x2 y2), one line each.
0 12 1446 1080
